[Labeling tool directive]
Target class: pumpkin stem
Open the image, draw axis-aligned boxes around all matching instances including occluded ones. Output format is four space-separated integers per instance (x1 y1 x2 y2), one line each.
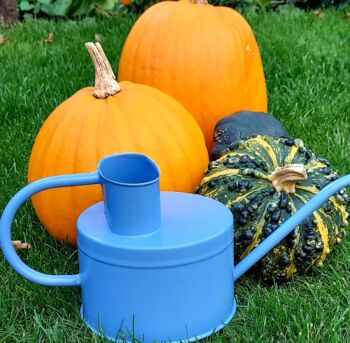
268 164 307 193
85 42 121 99
187 0 209 4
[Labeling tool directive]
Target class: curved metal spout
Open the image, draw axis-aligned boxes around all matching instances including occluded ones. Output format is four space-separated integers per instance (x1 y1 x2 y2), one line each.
234 174 350 281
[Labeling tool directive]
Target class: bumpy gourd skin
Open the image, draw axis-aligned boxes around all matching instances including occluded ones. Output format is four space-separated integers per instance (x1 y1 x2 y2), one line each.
196 135 350 283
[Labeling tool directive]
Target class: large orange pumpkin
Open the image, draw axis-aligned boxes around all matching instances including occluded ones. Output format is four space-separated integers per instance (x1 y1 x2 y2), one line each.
118 0 267 149
28 42 208 245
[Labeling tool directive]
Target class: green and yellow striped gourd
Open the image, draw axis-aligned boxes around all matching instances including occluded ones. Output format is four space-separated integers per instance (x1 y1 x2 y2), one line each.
196 135 349 283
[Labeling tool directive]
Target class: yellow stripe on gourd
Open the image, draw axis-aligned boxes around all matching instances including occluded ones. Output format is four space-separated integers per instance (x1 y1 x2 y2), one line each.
329 197 349 225
201 169 240 183
218 152 252 160
286 250 297 278
313 211 329 263
201 189 218 198
308 162 327 170
226 184 268 208
285 145 298 165
240 215 265 259
296 185 319 194
249 136 279 168
285 200 298 278
293 193 329 263
238 139 268 165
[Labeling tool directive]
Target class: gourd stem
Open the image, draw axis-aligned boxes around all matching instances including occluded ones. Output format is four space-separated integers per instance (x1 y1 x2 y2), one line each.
268 164 307 193
85 42 121 99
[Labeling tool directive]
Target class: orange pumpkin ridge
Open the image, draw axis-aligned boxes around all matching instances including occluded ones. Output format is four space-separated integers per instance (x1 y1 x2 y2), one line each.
118 0 267 149
28 42 208 245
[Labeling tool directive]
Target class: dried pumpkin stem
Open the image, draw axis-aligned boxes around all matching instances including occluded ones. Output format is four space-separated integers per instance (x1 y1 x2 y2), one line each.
187 0 209 4
268 164 307 193
85 42 121 99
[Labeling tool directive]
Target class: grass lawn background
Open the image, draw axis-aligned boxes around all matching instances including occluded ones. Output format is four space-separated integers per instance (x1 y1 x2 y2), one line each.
1 7 350 342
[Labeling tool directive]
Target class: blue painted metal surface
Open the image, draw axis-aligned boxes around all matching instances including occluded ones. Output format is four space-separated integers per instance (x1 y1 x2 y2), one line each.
1 151 350 342
98 153 162 236
77 193 234 341
0 171 100 286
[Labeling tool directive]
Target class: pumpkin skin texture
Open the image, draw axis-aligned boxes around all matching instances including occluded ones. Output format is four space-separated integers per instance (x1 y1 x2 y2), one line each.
196 135 350 283
211 111 290 160
118 0 267 150
28 43 208 245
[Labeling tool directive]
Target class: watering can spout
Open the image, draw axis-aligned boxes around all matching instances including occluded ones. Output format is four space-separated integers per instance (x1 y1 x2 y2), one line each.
233 174 350 281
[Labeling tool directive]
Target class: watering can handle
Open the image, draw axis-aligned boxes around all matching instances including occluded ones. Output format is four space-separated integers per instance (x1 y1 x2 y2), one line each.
0 172 101 287
234 174 350 280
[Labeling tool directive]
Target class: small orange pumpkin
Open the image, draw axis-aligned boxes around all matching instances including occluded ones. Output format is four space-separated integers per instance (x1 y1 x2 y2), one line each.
28 42 208 245
118 0 267 150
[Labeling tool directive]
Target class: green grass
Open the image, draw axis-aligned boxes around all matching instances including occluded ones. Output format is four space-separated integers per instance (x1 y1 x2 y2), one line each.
1 7 350 342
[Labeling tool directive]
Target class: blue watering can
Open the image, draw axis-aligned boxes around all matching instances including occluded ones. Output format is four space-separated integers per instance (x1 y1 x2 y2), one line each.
1 152 350 342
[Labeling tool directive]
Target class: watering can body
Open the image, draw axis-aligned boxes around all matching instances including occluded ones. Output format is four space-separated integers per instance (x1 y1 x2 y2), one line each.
1 152 350 342
77 193 235 342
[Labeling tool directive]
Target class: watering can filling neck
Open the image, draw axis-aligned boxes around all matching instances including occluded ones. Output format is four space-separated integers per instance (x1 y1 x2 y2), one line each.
97 153 162 236
98 153 160 187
